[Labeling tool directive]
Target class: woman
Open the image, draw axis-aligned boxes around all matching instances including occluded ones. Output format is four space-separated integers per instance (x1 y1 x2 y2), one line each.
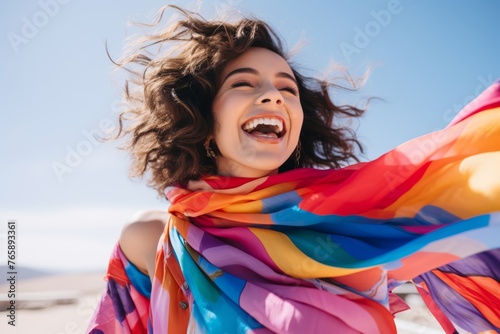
89 5 500 333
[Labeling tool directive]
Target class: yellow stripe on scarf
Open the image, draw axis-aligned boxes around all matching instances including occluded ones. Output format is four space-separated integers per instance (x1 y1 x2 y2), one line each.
249 228 370 278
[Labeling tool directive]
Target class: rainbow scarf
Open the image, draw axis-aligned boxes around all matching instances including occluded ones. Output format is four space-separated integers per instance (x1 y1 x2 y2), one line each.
89 80 500 334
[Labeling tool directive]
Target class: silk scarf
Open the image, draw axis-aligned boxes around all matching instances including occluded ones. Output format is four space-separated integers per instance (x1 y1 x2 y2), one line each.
89 79 500 334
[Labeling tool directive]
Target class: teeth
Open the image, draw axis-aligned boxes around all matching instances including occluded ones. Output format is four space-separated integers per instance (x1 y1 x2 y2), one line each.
243 117 283 133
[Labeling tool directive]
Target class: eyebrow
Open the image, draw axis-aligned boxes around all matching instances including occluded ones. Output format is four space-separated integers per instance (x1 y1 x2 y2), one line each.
222 67 297 85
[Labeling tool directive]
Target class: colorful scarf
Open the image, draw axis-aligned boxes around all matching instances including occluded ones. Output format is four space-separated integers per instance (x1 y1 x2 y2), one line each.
89 79 500 334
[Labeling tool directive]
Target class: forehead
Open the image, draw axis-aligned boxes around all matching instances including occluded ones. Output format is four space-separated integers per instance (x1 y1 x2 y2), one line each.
222 47 294 77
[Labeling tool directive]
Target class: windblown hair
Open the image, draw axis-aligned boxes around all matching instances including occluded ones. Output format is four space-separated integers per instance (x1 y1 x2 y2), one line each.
113 5 366 195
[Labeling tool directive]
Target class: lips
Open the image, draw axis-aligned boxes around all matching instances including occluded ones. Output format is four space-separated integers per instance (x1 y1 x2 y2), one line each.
242 117 285 139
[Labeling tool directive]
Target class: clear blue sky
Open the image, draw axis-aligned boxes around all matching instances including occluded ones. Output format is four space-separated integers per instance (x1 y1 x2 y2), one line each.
1 0 499 271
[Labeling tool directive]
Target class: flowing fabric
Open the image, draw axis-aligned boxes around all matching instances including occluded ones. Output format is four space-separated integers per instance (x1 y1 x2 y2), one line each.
89 80 500 334
89 244 152 334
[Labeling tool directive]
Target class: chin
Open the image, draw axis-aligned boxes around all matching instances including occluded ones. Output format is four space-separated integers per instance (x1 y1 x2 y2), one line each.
247 159 287 173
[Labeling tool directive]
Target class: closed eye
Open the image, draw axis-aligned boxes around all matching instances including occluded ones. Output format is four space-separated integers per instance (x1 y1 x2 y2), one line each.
231 81 253 88
280 86 298 96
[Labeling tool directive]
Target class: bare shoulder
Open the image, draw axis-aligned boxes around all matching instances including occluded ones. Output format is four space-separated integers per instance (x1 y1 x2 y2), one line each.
119 210 168 281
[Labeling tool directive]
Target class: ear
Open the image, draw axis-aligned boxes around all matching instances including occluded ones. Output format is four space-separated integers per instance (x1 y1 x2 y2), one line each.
204 135 214 146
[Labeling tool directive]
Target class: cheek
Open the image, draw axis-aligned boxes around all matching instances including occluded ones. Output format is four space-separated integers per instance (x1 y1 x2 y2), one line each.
211 99 226 131
212 103 239 142
212 96 236 122
297 109 304 124
212 93 248 126
291 105 304 131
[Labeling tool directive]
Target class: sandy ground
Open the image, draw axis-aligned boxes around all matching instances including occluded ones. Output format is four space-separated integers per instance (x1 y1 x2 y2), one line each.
0 272 106 334
0 272 444 334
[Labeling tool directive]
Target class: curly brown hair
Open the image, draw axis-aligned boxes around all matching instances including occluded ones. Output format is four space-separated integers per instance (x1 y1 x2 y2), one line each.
112 5 366 195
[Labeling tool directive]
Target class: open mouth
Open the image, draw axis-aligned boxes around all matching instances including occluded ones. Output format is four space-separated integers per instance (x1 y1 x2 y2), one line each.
242 117 285 139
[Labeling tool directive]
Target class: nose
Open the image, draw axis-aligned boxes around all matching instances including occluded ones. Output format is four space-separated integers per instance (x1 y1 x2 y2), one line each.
258 84 283 106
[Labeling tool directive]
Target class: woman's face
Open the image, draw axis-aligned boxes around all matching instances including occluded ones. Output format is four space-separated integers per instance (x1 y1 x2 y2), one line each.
211 47 303 178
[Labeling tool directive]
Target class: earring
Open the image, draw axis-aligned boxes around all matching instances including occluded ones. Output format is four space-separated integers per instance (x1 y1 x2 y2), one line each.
294 142 301 167
205 143 216 159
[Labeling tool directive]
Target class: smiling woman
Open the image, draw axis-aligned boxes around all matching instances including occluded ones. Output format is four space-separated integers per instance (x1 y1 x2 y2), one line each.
87 4 500 334
211 47 304 177
108 6 365 193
